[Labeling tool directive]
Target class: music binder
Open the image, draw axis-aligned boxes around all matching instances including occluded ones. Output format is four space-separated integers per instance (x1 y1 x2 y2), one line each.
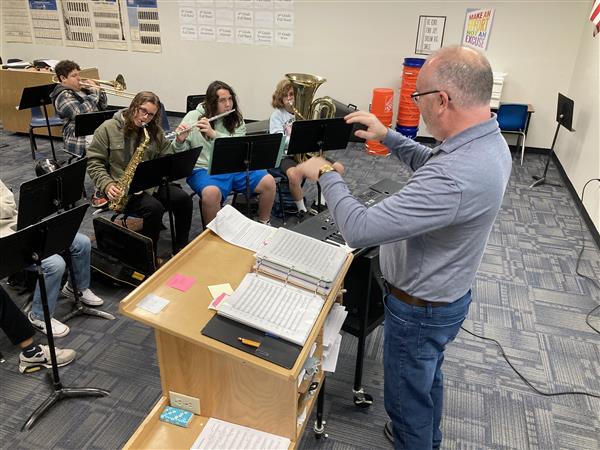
254 227 349 294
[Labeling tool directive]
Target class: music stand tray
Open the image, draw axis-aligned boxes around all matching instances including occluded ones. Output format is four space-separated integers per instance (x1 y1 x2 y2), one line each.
18 83 61 160
287 117 353 156
0 204 109 431
129 147 202 193
208 133 284 175
74 110 118 137
17 157 87 230
16 157 114 322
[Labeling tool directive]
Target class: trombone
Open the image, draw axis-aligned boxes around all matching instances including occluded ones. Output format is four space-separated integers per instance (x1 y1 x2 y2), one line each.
52 73 136 98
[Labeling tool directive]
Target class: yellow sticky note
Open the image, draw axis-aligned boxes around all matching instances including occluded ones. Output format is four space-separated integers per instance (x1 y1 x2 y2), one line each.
208 283 233 300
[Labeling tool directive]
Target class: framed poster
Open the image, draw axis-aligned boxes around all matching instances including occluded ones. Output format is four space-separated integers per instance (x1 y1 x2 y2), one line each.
415 15 446 55
461 8 495 50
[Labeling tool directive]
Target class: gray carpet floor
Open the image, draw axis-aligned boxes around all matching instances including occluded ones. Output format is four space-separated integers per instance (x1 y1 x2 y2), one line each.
0 119 599 450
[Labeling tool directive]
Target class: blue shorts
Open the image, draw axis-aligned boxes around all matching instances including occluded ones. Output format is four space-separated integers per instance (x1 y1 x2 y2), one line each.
187 168 269 200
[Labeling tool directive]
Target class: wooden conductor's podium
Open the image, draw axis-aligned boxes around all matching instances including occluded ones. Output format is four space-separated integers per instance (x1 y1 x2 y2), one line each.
120 230 352 449
0 67 99 135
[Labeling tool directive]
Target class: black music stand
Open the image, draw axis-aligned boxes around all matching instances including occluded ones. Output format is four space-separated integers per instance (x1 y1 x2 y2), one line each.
530 93 575 189
69 109 117 161
0 205 110 431
17 159 115 322
288 117 353 211
127 147 202 255
209 133 284 216
17 84 60 160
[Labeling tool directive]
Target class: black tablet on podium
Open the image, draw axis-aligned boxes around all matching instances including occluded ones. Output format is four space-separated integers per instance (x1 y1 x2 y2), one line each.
287 117 353 156
201 315 302 369
17 157 87 230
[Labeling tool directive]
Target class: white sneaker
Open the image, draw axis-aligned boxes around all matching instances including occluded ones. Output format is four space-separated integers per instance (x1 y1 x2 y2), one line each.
62 284 104 306
28 312 70 338
19 345 76 373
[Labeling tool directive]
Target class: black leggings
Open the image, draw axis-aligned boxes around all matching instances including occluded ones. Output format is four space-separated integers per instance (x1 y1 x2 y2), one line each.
0 286 35 346
124 184 193 252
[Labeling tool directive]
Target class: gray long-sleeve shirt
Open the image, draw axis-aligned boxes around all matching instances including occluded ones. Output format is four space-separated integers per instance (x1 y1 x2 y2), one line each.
320 114 512 303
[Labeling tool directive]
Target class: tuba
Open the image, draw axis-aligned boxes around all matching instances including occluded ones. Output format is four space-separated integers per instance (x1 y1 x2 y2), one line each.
109 126 150 213
285 73 336 163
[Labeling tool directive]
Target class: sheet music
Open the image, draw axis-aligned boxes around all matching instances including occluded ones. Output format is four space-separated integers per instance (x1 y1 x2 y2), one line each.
218 273 324 346
191 417 290 450
323 303 347 347
257 228 348 282
207 205 276 252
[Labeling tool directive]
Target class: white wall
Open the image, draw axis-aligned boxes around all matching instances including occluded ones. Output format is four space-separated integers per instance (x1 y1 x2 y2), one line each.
2 1 598 231
558 16 600 234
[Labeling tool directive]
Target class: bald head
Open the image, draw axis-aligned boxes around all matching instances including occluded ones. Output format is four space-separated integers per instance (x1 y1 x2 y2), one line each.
422 46 493 109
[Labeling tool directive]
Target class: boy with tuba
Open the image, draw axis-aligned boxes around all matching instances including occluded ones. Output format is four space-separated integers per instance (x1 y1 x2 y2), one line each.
51 60 108 208
87 92 193 257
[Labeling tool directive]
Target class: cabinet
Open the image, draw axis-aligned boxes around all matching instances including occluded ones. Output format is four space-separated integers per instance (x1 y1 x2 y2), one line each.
119 230 352 448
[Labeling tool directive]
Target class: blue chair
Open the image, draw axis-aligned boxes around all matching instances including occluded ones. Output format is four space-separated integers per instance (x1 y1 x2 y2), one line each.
496 104 529 165
159 102 170 132
29 106 64 160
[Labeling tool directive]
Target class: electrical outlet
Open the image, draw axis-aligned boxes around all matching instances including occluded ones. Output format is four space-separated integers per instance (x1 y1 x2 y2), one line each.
169 391 201 415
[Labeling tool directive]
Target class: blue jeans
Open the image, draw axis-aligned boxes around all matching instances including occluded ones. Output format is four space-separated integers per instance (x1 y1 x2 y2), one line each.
383 289 472 450
31 233 91 320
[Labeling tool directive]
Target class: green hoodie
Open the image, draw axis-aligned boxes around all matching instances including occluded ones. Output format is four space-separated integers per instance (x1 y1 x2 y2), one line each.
87 110 174 195
172 104 246 170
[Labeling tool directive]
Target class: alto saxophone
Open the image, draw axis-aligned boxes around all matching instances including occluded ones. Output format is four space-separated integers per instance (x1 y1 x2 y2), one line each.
109 126 150 213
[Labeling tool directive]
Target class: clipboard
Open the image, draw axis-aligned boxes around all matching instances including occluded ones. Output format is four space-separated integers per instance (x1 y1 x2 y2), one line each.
201 315 302 369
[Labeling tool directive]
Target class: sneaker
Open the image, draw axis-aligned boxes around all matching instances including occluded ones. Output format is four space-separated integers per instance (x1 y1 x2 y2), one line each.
28 312 70 338
19 344 76 373
296 210 307 222
91 191 108 208
62 284 104 306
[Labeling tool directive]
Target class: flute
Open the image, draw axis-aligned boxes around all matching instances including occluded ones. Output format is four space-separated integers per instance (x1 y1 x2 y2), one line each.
166 109 236 140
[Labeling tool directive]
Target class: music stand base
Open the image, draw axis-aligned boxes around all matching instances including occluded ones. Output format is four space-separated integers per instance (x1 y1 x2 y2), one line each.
59 302 116 323
530 175 562 189
22 379 109 431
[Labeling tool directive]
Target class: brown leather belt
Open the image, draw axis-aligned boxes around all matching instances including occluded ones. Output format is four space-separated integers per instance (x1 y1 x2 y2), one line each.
388 285 446 308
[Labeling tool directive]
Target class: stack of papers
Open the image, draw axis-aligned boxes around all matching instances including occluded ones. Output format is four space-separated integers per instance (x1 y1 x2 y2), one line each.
322 303 347 373
191 418 290 450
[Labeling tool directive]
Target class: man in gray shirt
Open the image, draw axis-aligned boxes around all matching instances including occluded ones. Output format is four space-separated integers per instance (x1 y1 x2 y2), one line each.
297 46 512 450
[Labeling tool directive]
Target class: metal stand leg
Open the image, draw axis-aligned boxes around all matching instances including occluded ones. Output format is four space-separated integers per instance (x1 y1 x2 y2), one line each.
23 257 109 431
352 333 373 408
58 252 115 323
313 377 328 439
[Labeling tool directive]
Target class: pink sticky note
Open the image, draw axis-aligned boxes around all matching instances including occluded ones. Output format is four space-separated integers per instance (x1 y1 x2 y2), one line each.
209 292 229 310
167 274 196 292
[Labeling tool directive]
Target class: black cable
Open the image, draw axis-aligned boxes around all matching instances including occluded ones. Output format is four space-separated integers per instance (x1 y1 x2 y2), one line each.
575 178 600 334
460 326 599 399
460 178 600 399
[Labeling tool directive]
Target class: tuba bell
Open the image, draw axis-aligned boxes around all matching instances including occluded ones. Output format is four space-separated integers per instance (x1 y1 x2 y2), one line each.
285 73 336 163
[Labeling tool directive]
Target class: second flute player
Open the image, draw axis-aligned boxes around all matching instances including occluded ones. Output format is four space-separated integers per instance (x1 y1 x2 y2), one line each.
174 80 276 225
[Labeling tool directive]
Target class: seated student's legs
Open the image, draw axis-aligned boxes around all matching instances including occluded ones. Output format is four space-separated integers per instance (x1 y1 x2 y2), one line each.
31 254 66 321
125 192 165 250
68 233 91 291
2 286 76 372
154 184 193 251
231 170 275 223
187 169 235 224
